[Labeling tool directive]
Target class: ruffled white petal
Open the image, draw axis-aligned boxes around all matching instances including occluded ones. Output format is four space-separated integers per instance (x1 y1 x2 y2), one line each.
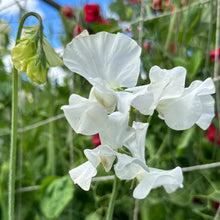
114 153 148 180
127 85 154 115
99 112 133 149
69 161 97 191
157 78 215 130
125 122 149 163
133 166 183 199
84 145 116 172
89 79 117 114
148 65 186 102
63 31 141 88
196 95 215 129
116 91 134 113
61 94 108 135
157 93 201 130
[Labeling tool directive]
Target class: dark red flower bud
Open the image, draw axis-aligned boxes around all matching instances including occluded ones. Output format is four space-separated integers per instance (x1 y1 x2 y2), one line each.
213 201 220 210
206 124 220 146
61 6 73 19
152 0 163 12
92 134 101 147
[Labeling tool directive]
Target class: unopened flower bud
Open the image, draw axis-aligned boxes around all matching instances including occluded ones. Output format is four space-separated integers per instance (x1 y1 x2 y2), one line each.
26 56 47 84
61 6 73 19
11 39 35 72
11 24 63 84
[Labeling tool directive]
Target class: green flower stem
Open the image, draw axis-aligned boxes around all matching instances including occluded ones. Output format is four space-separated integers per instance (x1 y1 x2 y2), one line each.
106 175 119 220
164 11 177 51
8 12 43 220
47 83 55 175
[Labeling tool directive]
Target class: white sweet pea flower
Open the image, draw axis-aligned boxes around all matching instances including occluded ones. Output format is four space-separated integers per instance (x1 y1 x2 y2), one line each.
133 166 183 199
130 66 186 115
69 161 97 191
114 154 183 199
157 78 215 130
84 145 116 172
61 94 108 135
63 30 141 89
63 30 142 113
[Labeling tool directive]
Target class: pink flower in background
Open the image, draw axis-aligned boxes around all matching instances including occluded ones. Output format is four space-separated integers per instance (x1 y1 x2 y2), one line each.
61 6 73 19
144 42 151 52
92 134 101 147
210 48 220 62
165 0 170 6
206 124 220 146
73 25 83 38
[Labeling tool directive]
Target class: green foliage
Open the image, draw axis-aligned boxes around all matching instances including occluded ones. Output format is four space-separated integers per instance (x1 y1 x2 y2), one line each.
40 176 74 218
1 0 220 219
109 0 134 21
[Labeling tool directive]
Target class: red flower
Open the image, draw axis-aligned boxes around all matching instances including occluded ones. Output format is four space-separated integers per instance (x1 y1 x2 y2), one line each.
210 48 220 62
170 5 175 12
152 0 163 12
61 6 73 19
73 25 83 38
144 42 151 52
84 4 103 23
213 201 220 210
165 0 170 6
169 43 175 54
92 134 101 147
206 124 220 146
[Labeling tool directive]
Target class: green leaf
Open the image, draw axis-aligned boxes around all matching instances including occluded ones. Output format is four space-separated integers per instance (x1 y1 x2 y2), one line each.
177 126 195 156
208 191 220 203
173 57 188 68
85 212 102 220
109 0 134 21
187 51 203 82
40 175 74 219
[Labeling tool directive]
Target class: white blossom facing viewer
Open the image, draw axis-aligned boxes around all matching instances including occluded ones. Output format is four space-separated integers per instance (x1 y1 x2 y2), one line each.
63 30 142 114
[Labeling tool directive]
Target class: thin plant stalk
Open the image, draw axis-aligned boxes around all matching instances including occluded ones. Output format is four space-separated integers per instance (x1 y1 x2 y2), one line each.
8 12 43 220
106 175 119 220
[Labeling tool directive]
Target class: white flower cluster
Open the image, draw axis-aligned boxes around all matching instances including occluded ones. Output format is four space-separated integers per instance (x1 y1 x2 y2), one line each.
61 30 215 199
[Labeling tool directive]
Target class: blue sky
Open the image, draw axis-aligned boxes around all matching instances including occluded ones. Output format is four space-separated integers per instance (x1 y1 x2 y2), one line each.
0 0 114 48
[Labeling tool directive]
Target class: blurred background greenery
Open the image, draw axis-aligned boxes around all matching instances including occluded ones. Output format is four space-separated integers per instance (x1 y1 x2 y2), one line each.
0 0 220 219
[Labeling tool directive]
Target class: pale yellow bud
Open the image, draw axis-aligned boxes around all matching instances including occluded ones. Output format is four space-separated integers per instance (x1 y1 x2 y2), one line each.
26 58 47 84
11 39 35 72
